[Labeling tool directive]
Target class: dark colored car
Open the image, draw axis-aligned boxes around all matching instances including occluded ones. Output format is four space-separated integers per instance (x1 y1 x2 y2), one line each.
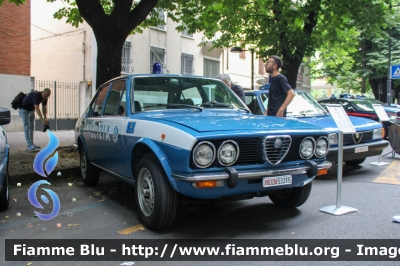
317 98 400 138
244 90 388 165
0 108 10 211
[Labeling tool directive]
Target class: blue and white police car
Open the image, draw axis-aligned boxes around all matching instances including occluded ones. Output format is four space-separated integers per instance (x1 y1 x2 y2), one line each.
75 75 331 229
245 89 388 165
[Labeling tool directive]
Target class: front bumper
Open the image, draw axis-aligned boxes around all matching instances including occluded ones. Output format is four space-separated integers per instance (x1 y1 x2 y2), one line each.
326 140 389 162
172 161 332 183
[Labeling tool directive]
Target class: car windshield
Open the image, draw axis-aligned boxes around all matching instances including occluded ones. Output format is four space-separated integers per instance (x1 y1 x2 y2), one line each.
260 91 327 116
132 77 247 112
350 100 375 111
363 98 389 107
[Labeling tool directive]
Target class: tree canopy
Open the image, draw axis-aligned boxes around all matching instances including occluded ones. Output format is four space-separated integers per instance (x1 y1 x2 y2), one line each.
0 0 25 5
171 0 390 89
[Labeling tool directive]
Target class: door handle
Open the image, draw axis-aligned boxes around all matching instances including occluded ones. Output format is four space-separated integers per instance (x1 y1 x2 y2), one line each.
81 120 86 125
95 121 101 126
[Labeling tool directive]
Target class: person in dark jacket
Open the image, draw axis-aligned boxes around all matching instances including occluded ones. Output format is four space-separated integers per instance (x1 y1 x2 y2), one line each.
264 55 294 117
19 88 51 151
216 73 246 102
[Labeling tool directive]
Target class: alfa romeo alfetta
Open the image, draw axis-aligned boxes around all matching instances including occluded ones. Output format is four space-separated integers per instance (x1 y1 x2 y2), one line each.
75 75 331 229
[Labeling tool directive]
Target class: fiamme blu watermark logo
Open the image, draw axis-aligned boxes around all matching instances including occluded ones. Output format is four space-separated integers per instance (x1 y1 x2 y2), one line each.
27 130 61 221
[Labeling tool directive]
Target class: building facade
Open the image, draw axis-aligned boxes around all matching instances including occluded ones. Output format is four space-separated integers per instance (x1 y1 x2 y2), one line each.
0 0 33 132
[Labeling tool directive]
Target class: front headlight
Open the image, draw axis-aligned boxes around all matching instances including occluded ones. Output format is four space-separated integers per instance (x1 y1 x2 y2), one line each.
193 141 215 168
300 138 315 159
315 137 329 158
329 133 338 145
373 128 383 139
217 140 239 166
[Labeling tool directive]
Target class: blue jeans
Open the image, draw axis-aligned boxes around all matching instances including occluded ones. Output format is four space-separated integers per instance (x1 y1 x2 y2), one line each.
19 108 35 147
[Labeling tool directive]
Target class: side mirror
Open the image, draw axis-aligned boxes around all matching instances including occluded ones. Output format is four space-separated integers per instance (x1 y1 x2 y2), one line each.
0 108 11 125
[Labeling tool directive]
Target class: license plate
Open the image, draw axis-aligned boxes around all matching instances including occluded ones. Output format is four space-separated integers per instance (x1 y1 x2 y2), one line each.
355 146 368 153
263 175 292 187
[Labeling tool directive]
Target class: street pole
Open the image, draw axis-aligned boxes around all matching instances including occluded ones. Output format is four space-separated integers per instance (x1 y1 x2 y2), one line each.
388 3 392 104
251 48 254 90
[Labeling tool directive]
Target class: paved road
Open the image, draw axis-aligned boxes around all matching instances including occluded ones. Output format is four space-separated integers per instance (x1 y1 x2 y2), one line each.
1 146 400 266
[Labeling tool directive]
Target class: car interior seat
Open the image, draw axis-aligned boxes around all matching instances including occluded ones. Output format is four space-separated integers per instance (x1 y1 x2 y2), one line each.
180 98 194 106
134 101 141 112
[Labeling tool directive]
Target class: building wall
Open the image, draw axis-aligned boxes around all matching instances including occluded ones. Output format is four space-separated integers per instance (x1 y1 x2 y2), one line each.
0 1 32 132
0 1 31 76
31 0 89 83
0 74 34 132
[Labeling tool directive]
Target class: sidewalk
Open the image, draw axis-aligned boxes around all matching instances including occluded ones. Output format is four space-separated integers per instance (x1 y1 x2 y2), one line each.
7 130 80 185
7 130 75 153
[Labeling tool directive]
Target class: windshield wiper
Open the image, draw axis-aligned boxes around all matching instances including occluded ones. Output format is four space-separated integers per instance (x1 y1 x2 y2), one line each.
143 103 203 111
200 101 233 108
238 106 251 113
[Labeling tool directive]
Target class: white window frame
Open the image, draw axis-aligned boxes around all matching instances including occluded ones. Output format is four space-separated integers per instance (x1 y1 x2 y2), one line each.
150 46 166 73
121 41 133 73
181 53 194 75
156 9 166 31
181 26 193 38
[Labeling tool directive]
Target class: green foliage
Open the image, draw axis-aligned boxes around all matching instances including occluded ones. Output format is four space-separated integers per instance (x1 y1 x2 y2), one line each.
0 0 25 5
47 0 173 33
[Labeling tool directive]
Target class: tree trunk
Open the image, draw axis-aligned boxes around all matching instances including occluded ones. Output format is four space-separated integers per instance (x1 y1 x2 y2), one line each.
95 36 125 88
369 77 388 102
76 0 159 89
281 56 302 89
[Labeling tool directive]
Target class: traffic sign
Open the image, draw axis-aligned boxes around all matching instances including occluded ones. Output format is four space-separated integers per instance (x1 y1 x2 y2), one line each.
391 65 400 79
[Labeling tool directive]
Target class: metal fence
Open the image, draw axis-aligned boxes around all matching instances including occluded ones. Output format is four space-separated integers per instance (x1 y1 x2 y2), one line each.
35 80 80 119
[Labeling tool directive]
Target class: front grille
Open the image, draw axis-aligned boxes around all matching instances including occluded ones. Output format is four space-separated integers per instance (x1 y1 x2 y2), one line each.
263 136 292 165
343 130 373 145
191 134 328 168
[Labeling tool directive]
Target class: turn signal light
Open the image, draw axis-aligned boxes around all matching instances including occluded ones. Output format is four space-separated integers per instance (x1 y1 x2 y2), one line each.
382 127 386 139
317 169 328 176
195 181 217 188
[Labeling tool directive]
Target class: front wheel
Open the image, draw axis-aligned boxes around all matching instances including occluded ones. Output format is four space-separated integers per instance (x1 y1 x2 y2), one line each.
80 148 99 186
135 153 177 230
345 158 366 166
0 171 9 212
269 183 312 208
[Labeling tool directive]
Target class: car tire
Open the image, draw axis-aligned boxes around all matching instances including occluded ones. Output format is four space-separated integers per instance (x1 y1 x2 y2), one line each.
268 183 312 208
0 170 9 212
80 147 99 186
135 153 178 230
345 158 366 166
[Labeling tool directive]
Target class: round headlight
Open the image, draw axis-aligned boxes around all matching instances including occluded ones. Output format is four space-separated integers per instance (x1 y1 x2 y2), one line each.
217 140 239 166
300 138 315 159
193 141 215 168
315 137 329 158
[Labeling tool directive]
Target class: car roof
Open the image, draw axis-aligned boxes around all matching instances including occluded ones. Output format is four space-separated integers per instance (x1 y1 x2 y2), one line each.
100 74 222 86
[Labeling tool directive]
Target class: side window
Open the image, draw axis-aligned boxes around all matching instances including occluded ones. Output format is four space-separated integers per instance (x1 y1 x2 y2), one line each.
90 84 110 117
103 80 127 116
339 101 350 111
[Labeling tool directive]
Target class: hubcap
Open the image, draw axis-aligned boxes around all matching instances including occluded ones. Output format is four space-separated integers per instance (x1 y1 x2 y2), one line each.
138 168 155 217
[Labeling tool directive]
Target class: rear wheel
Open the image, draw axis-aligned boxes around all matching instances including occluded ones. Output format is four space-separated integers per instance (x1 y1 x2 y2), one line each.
80 147 99 186
0 170 9 212
269 183 312 208
345 158 366 166
135 153 178 230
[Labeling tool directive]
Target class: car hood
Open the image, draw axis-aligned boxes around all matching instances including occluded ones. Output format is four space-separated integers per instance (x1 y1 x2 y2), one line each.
143 111 325 133
292 114 382 133
384 106 400 115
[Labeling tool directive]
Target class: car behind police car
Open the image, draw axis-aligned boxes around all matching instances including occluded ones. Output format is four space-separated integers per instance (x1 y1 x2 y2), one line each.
245 89 388 165
75 75 331 229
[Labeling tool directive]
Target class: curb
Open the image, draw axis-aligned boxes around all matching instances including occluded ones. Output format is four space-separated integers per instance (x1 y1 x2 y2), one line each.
9 167 81 187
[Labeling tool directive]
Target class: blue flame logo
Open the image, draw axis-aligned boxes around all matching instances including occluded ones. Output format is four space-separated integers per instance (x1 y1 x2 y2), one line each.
33 130 59 177
28 130 61 221
28 180 60 221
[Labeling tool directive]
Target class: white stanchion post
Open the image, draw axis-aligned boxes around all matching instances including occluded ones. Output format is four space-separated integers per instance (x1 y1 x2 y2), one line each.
320 104 358 216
